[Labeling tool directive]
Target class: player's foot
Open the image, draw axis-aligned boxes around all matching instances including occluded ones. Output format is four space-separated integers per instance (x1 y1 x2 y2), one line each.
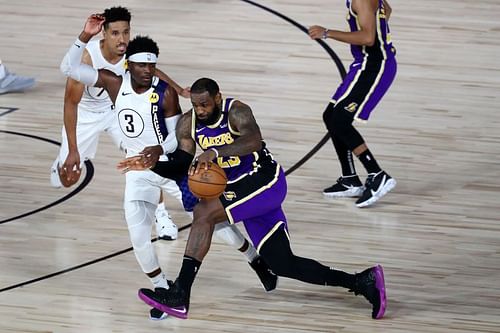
149 307 168 320
323 175 364 198
50 160 63 188
355 171 396 208
148 279 173 320
350 265 386 319
139 280 190 320
155 209 178 240
0 67 35 94
249 256 278 292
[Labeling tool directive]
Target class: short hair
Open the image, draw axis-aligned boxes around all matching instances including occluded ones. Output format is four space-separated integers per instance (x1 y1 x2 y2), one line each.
191 78 220 97
103 6 131 29
126 36 160 59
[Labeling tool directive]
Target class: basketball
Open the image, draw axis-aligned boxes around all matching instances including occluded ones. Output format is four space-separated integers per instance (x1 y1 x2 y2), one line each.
188 163 228 200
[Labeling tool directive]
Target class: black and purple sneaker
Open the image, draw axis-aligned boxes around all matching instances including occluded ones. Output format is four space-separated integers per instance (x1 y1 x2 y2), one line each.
138 281 190 320
351 264 387 319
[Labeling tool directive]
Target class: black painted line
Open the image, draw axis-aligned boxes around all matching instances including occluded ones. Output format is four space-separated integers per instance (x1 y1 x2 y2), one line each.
241 0 345 175
0 130 94 224
0 107 19 117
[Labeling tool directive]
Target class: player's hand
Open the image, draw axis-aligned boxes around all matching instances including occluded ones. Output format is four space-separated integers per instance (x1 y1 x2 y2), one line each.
117 155 149 173
179 87 191 99
61 150 81 183
308 25 327 39
139 145 163 168
189 149 217 175
84 14 105 36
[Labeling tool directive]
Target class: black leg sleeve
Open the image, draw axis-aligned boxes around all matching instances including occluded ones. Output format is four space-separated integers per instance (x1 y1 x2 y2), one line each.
259 228 355 289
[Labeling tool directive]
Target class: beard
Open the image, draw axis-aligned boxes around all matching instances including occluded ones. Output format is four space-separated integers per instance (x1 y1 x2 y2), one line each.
197 105 222 126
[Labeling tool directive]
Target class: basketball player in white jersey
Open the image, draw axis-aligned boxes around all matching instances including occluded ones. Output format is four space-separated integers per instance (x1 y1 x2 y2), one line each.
60 13 278 320
50 7 186 240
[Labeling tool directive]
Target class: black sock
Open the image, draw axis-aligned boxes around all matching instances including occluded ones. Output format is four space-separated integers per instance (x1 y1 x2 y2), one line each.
326 268 356 289
178 255 201 294
358 149 381 174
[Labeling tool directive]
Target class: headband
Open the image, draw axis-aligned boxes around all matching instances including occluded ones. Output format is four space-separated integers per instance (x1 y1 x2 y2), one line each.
128 52 157 63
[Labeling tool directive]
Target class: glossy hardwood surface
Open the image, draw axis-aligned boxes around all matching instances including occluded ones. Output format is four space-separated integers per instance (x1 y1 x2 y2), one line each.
1 0 499 332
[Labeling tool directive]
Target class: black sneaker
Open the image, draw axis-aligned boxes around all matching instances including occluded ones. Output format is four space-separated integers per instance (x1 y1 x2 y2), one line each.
350 265 387 319
149 307 168 320
148 280 173 320
139 280 190 319
355 171 396 208
249 257 278 292
323 175 364 198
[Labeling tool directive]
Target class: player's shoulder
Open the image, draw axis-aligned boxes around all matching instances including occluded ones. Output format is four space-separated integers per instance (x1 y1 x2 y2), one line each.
229 99 252 115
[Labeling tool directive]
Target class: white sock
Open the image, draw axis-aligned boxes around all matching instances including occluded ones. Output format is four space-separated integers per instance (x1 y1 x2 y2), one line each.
156 202 166 213
150 271 170 289
0 63 6 80
242 240 259 262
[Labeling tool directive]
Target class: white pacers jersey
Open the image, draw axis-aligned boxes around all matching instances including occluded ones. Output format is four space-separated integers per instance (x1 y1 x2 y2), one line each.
115 73 171 160
81 39 126 113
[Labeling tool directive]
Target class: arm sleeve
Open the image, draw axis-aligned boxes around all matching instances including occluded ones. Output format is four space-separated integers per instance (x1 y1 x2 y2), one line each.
150 149 194 181
160 114 181 154
60 38 98 86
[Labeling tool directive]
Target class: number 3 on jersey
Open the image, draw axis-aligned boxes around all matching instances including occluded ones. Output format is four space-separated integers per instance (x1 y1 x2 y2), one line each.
118 108 145 138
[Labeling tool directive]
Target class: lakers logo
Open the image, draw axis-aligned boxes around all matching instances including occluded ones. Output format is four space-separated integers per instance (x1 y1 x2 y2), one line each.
149 92 159 103
344 102 358 113
223 191 237 201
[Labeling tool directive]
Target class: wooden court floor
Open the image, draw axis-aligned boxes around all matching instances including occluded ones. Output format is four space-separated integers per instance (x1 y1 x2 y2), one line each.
1 0 499 332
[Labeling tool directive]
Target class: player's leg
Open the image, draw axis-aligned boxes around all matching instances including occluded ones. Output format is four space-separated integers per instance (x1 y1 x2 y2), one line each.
324 59 397 207
124 171 172 320
124 199 171 320
258 224 386 319
155 189 178 241
138 161 284 318
174 174 277 291
352 58 398 207
213 221 277 292
322 102 364 197
50 110 102 188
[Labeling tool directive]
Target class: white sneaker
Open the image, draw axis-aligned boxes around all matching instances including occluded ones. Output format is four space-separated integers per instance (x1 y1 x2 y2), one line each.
50 160 63 188
155 209 178 240
0 67 35 94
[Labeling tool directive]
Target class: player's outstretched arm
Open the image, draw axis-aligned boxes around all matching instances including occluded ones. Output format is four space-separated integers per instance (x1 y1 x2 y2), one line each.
155 68 190 98
60 14 121 103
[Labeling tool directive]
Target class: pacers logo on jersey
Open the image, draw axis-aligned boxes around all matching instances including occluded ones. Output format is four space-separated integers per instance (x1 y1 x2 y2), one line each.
149 92 159 103
344 102 358 113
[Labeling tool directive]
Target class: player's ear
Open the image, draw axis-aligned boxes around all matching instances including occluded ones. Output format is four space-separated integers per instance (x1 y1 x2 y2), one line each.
215 92 222 105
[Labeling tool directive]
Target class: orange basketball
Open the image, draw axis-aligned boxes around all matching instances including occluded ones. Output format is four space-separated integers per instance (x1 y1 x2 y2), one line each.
188 163 228 200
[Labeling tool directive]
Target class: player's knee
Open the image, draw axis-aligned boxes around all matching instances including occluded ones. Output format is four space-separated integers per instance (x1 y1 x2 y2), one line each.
133 242 159 273
213 221 245 249
193 200 224 225
322 103 335 126
264 253 297 278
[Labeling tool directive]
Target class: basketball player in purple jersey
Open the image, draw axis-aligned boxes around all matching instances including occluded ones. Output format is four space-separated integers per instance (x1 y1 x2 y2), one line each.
132 78 387 320
309 0 396 207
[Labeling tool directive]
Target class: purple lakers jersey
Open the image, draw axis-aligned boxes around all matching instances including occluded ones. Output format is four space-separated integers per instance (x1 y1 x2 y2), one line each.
346 0 395 61
191 98 267 181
